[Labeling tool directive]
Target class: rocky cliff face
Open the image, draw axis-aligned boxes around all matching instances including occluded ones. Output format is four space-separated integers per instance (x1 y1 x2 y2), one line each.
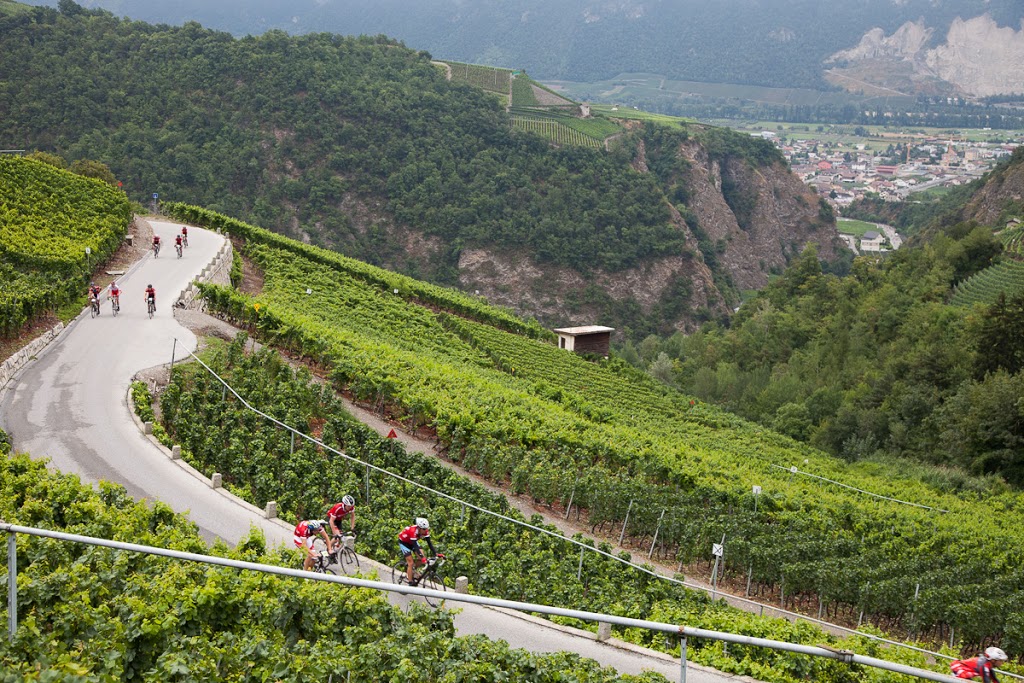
825 14 1024 98
962 151 1024 227
449 137 841 335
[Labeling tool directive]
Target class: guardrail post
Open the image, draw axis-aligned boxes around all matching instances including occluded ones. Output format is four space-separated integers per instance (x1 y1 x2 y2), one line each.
7 531 16 642
171 445 181 460
455 576 469 594
265 501 277 519
680 636 687 683
144 421 153 435
597 622 611 641
290 431 295 456
211 473 222 489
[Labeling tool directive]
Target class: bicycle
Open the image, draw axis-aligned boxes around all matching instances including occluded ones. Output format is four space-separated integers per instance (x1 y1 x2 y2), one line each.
392 554 448 607
175 242 183 258
89 296 100 318
146 296 156 319
153 241 160 258
181 232 188 247
309 538 333 574
109 295 120 317
330 532 360 575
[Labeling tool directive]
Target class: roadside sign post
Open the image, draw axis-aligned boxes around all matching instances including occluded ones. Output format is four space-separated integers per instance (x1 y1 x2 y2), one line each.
711 536 725 599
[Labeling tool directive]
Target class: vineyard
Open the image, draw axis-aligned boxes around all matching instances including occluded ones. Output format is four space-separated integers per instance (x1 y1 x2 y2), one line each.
0 156 130 335
999 223 1024 256
950 260 1024 307
512 115 603 148
163 203 1024 659
154 338 953 683
444 61 512 94
0 452 670 682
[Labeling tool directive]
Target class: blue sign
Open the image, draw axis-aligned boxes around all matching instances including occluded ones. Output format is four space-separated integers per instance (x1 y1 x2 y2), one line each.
152 193 159 199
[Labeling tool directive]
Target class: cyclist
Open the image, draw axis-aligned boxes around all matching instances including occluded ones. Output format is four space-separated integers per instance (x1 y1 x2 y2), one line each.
398 517 437 585
952 648 1009 683
327 495 357 536
293 519 333 571
174 233 183 257
152 234 161 256
143 284 156 310
181 226 188 247
109 281 121 309
87 281 102 303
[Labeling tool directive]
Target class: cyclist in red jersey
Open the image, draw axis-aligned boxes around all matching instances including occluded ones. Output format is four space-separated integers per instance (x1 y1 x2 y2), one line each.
144 284 156 307
327 495 357 536
952 648 1009 683
87 281 102 302
181 226 188 246
293 519 333 571
398 517 437 585
109 281 120 310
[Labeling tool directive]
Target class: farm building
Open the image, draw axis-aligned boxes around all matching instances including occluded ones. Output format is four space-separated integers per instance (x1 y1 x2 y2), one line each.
553 326 614 357
861 231 885 252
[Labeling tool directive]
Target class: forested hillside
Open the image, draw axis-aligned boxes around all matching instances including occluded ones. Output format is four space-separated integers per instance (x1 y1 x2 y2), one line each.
0 2 840 337
24 0 1023 92
627 148 1024 481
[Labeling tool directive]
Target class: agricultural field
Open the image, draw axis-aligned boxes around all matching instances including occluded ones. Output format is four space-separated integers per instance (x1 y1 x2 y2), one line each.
442 61 512 95
512 116 603 148
950 259 1024 307
836 218 878 237
167 201 1024 661
0 156 130 336
999 224 1024 256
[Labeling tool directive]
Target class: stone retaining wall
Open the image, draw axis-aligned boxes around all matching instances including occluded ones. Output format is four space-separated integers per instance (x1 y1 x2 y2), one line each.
176 239 232 310
0 322 65 389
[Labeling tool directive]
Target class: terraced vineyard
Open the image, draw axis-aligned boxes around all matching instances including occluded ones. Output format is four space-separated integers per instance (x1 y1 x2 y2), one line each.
950 259 1024 307
166 202 1024 658
1000 224 1024 256
444 61 512 94
512 115 603 148
0 156 130 335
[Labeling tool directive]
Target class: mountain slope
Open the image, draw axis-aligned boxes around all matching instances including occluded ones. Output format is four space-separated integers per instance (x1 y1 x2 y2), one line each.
22 0 1024 94
0 4 840 337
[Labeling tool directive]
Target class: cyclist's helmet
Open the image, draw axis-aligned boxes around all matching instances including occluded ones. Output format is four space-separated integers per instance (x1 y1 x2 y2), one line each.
90 282 96 287
342 495 355 507
147 284 153 288
307 520 324 532
415 517 430 530
986 647 1008 662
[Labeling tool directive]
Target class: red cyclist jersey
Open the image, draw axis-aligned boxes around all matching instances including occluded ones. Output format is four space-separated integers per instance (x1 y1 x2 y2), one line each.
110 286 120 297
294 521 319 538
398 525 427 544
952 657 999 683
327 502 355 520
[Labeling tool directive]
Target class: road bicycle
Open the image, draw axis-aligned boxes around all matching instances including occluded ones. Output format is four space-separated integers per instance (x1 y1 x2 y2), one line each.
181 232 188 247
146 296 156 319
153 241 161 258
175 242 183 258
89 296 100 318
392 554 448 607
330 532 360 575
109 295 120 317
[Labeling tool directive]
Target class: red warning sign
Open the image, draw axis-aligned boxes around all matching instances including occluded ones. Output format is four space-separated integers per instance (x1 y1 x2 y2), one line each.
386 429 398 439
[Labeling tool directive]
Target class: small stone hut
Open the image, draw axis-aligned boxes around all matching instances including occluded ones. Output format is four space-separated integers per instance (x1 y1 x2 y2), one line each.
553 326 614 357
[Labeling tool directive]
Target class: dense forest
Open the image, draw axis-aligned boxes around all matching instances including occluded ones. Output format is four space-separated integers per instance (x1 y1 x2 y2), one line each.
0 1 824 336
624 148 1024 482
22 0 1023 91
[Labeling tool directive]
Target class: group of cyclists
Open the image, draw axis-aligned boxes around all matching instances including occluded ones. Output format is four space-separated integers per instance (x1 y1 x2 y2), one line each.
87 281 156 317
293 495 442 586
152 226 188 258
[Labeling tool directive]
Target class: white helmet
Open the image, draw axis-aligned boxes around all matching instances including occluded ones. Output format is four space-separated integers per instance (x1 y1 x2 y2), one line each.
985 647 1008 662
342 495 355 507
415 517 430 530
306 520 324 532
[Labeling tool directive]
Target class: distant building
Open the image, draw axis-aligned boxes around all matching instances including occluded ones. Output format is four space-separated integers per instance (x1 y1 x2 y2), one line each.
875 165 898 176
861 231 885 252
580 102 591 118
553 326 614 357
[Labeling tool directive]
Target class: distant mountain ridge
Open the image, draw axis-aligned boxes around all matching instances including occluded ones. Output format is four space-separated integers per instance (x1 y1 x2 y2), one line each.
20 0 1024 95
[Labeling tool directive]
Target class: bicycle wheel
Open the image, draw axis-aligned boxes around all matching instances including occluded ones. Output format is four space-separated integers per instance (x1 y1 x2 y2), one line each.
392 560 410 586
112 300 119 317
337 547 361 575
420 570 448 607
90 301 99 318
148 300 155 318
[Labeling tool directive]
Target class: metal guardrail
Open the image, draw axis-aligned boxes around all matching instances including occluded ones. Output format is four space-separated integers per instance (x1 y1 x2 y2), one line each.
170 340 999 671
1 522 966 683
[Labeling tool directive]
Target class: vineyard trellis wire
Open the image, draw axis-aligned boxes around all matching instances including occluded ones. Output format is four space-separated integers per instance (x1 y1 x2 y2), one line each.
167 335 1007 672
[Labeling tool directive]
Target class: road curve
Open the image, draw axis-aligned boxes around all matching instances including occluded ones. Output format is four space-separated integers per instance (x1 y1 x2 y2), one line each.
0 220 742 683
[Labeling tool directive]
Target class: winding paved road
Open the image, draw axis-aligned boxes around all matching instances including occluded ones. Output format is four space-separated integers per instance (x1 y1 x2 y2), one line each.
0 220 749 683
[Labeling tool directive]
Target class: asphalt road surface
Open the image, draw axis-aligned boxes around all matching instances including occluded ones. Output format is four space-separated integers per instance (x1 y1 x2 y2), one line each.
1 220 747 683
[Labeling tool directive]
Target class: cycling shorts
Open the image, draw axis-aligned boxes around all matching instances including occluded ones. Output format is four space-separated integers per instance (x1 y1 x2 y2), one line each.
293 535 315 549
398 540 419 556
